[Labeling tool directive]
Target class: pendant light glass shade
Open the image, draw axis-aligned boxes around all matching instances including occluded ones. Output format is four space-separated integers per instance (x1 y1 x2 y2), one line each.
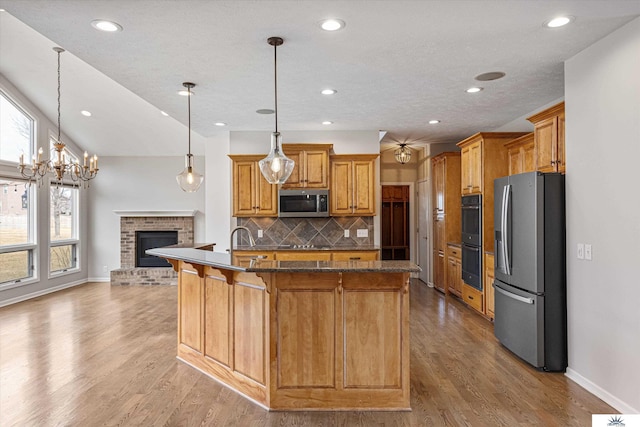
259 132 295 184
176 82 203 192
260 36 295 184
176 153 204 192
394 144 412 164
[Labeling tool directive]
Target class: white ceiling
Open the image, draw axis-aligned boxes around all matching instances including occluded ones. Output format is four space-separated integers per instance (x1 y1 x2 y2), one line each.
0 1 639 156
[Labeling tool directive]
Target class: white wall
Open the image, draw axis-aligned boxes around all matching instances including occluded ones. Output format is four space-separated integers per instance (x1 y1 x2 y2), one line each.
87 155 206 279
0 74 89 306
205 133 231 251
564 17 640 413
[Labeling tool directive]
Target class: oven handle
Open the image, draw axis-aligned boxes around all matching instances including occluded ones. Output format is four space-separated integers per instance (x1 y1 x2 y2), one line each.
461 205 480 210
494 283 534 305
462 244 480 251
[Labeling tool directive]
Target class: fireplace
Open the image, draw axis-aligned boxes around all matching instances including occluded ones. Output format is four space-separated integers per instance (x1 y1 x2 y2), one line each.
136 230 178 267
110 211 195 285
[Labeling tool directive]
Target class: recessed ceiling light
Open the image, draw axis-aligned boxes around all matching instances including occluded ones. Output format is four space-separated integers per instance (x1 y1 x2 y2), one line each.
215 122 227 127
429 120 440 124
322 121 333 125
91 19 123 32
320 19 345 31
321 89 337 95
475 71 506 81
256 109 275 114
466 87 483 93
545 16 574 28
177 89 193 96
160 111 169 117
81 110 92 117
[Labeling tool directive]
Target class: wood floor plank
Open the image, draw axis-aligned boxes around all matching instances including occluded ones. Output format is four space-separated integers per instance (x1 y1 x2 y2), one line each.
0 281 614 426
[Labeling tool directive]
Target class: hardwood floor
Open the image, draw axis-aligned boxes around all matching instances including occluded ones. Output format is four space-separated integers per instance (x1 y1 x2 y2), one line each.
0 281 612 426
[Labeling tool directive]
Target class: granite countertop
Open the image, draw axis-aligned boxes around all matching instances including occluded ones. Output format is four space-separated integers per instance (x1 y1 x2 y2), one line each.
234 244 381 251
146 244 419 273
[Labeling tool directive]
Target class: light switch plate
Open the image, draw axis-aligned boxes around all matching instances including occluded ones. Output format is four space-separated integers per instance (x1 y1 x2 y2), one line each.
344 229 350 238
577 243 584 260
357 229 368 238
585 244 592 260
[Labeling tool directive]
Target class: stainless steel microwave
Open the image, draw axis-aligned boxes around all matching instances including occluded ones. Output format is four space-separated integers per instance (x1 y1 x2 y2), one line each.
278 189 329 217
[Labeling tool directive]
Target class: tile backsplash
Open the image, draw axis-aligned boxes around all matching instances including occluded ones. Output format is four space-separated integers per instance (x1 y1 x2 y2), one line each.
236 217 374 247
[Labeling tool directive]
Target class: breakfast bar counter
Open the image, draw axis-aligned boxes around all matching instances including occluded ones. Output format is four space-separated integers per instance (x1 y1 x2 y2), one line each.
147 245 420 411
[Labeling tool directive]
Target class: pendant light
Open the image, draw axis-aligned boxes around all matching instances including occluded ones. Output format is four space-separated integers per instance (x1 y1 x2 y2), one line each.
259 37 295 184
176 82 204 192
394 143 412 164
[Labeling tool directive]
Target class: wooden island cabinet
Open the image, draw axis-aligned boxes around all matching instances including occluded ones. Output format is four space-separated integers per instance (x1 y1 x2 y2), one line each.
147 245 418 411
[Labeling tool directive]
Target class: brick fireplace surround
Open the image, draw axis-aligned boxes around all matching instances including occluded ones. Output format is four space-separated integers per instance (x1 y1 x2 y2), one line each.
110 211 195 285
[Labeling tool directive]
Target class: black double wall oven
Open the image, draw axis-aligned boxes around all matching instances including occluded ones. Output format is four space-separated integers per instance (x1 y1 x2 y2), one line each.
461 195 482 290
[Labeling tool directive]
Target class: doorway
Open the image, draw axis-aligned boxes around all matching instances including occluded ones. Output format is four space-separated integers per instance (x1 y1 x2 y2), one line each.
381 185 411 260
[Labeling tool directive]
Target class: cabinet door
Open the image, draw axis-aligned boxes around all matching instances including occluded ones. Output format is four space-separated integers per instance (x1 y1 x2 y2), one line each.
461 146 471 194
454 258 462 296
434 217 445 252
557 112 565 174
332 251 379 261
446 256 458 296
256 169 277 215
233 159 257 216
276 251 332 261
535 117 557 173
330 160 353 215
353 160 376 215
434 158 445 213
469 141 482 193
484 253 495 319
507 147 522 176
522 140 536 173
304 150 329 188
434 251 445 292
281 150 302 188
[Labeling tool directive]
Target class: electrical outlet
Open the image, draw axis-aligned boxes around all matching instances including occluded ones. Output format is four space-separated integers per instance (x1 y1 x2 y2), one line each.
585 244 592 260
357 229 368 238
257 229 263 238
344 229 350 238
103 265 108 272
577 243 584 260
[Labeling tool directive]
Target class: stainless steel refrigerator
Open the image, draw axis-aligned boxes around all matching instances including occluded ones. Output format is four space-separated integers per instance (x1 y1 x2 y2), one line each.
493 171 566 371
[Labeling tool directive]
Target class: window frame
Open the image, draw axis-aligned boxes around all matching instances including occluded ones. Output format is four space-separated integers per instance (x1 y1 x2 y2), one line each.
48 178 80 278
0 90 35 167
0 178 38 290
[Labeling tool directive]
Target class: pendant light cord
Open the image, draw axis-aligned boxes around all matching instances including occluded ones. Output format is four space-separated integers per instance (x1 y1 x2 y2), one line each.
57 49 61 143
188 85 192 155
274 40 278 133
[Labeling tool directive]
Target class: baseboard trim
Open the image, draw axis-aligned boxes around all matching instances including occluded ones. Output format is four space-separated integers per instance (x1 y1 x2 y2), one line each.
88 277 111 283
565 367 639 414
0 279 89 308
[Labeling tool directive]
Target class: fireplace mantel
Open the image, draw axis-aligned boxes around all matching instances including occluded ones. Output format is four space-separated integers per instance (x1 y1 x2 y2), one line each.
113 210 198 217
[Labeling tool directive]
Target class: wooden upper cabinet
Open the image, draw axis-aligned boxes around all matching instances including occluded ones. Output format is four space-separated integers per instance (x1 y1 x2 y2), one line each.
460 141 482 195
527 102 565 174
229 155 278 217
330 154 378 216
280 144 332 189
505 133 535 175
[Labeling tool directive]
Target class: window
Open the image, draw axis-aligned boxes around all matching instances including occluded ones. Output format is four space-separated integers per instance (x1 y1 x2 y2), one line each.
1 92 34 164
49 184 79 274
0 178 36 286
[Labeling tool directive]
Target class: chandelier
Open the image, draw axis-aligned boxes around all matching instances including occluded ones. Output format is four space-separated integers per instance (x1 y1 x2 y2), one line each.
394 143 412 164
258 37 295 184
176 82 204 192
18 47 99 187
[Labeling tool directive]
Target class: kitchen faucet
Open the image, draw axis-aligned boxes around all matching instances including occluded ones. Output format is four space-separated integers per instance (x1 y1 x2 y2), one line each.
229 226 255 261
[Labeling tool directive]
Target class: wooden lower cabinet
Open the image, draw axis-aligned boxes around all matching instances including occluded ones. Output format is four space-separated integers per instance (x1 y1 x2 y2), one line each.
172 260 410 410
446 244 462 298
433 250 446 293
462 283 483 313
331 251 379 261
484 253 495 319
234 250 379 263
276 251 332 261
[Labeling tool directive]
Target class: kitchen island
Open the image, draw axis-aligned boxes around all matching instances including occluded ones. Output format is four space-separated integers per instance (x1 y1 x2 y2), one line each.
146 245 420 411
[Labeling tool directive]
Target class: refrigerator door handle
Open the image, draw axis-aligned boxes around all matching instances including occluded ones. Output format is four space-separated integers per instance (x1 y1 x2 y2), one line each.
498 185 508 275
503 184 512 275
494 283 534 305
